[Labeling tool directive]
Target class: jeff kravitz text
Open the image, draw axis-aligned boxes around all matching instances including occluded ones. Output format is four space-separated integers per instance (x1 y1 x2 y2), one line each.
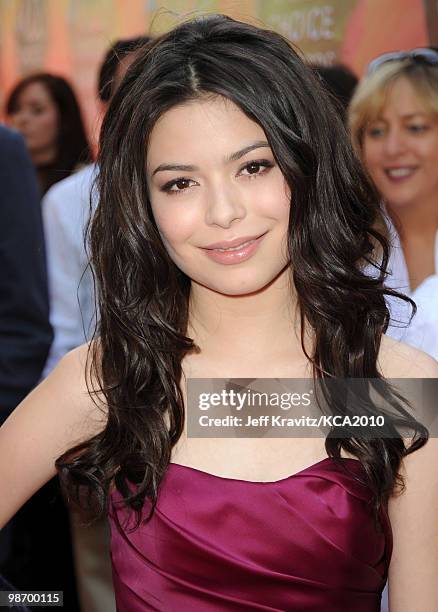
198 414 386 428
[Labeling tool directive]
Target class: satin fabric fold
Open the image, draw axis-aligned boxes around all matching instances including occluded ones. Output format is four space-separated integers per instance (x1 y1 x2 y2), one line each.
109 457 391 611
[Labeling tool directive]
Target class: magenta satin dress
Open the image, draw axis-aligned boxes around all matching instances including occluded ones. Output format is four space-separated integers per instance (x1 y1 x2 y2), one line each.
109 457 391 611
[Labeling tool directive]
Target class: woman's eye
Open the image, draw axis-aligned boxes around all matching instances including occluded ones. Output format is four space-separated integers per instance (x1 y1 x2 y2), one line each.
367 126 385 138
161 178 196 194
408 124 428 133
239 160 274 177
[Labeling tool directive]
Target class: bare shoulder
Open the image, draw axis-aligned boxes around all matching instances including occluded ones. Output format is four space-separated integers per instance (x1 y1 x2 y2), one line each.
43 341 101 410
0 342 107 528
11 342 107 450
378 334 438 378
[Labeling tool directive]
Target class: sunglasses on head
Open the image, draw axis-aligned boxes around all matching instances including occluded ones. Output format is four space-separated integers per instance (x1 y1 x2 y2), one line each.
366 48 438 75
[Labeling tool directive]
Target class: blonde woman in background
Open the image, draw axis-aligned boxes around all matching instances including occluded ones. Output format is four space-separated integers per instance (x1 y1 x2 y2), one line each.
349 50 438 359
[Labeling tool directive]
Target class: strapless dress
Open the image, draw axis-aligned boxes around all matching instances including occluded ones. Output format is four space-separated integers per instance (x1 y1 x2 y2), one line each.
109 457 391 611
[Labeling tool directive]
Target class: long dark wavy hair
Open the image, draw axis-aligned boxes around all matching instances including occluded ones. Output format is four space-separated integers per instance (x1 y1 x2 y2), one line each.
56 14 427 524
6 73 92 195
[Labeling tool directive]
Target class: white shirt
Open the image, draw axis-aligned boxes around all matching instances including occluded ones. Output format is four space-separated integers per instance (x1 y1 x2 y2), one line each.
42 164 97 376
385 220 438 359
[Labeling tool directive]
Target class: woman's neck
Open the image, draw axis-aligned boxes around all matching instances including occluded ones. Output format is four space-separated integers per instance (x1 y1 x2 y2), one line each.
186 268 308 370
387 198 438 289
388 197 438 241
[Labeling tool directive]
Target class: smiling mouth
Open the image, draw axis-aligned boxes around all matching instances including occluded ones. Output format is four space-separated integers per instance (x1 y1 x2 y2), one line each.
211 239 258 252
203 233 267 251
201 233 267 265
384 167 417 179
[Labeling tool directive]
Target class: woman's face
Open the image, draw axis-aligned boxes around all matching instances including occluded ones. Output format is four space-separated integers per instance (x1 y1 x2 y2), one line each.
9 81 59 161
362 77 438 211
147 96 291 296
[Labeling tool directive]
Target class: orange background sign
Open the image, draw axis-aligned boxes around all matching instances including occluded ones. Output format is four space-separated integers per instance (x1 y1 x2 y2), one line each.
0 0 429 141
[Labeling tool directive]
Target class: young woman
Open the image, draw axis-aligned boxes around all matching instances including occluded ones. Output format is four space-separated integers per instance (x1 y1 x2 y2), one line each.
1 16 437 612
349 50 438 358
6 73 92 196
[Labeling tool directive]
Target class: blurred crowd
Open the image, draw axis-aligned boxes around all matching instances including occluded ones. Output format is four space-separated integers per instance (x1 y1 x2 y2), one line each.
0 30 437 612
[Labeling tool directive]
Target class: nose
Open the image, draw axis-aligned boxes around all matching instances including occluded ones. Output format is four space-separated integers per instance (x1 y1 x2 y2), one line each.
382 127 407 157
204 182 247 228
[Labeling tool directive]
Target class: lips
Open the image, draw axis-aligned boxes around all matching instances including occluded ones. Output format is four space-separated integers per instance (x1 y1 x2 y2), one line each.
201 233 267 265
203 234 265 250
211 239 255 252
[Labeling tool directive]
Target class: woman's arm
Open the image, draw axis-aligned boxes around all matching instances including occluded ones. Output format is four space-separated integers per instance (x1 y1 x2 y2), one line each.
380 340 438 611
388 437 438 611
0 344 105 529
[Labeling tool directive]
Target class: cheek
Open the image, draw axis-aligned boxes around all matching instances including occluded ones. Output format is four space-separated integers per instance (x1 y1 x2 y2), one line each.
38 109 59 136
261 181 291 222
9 115 20 129
151 202 198 255
362 141 382 178
423 140 438 166
252 171 290 210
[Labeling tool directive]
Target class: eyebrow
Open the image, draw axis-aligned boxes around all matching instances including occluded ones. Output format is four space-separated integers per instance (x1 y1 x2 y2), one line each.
151 140 271 176
372 112 429 122
400 113 429 119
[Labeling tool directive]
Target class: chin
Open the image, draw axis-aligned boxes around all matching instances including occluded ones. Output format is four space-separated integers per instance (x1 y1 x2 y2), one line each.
385 196 418 210
194 268 287 297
